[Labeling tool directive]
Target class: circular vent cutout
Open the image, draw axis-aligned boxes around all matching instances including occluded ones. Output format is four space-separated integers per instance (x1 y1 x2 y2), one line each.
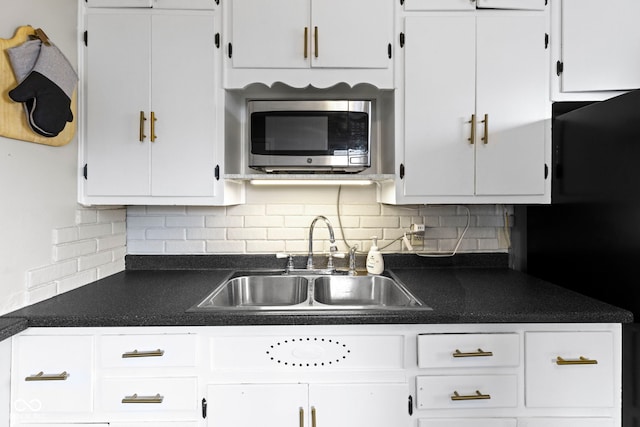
265 337 352 367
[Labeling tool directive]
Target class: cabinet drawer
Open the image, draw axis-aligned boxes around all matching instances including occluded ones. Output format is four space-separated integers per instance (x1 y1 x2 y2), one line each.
419 419 517 427
416 375 518 409
98 334 197 368
97 377 198 414
417 333 519 368
525 332 614 408
404 0 475 10
518 419 613 427
210 335 404 371
86 0 153 7
12 335 93 413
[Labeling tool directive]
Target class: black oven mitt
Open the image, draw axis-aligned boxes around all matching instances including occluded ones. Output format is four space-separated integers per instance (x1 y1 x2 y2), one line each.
8 39 78 137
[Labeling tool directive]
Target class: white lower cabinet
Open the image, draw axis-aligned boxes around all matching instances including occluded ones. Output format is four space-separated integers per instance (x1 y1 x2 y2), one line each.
419 419 516 427
8 324 622 427
518 419 614 427
11 334 94 416
207 382 408 427
525 331 614 408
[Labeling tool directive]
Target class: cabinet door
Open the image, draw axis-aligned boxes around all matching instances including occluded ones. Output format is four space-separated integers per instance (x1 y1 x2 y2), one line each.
85 11 152 197
518 419 614 427
12 335 93 413
419 419 516 427
474 13 547 196
560 0 640 92
230 0 310 69
477 0 545 9
403 15 476 197
207 384 308 427
309 383 409 427
311 0 392 69
525 331 615 408
150 12 217 197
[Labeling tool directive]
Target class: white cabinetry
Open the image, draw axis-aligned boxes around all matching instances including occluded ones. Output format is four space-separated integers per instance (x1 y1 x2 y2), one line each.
9 324 622 427
551 0 640 100
404 0 544 10
380 6 550 204
208 382 408 427
223 0 394 88
79 4 243 206
11 334 93 417
525 331 614 408
86 0 215 8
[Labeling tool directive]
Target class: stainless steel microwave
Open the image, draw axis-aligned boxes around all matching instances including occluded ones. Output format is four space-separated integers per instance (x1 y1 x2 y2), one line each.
248 100 371 173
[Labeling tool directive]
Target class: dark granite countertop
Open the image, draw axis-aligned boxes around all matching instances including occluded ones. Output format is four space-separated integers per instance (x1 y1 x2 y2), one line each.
0 254 632 336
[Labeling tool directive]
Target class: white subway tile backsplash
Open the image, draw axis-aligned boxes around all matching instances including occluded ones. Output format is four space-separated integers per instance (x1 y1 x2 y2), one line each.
52 226 79 244
146 228 186 240
78 250 115 271
27 260 78 289
205 240 245 253
78 223 113 240
53 240 98 262
25 207 128 305
166 240 206 254
227 227 267 240
165 215 206 227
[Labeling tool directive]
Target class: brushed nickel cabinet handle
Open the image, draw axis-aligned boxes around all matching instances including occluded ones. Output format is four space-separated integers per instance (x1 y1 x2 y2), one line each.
453 348 493 358
299 407 304 427
556 356 598 365
122 349 165 358
122 393 164 404
139 111 146 142
304 27 308 59
311 406 317 427
25 371 69 381
451 390 491 401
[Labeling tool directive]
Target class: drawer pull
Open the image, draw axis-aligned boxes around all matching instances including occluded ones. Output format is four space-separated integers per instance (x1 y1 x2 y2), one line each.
122 393 164 404
556 356 598 365
451 390 491 401
453 348 493 358
25 371 69 381
122 349 165 358
299 407 304 427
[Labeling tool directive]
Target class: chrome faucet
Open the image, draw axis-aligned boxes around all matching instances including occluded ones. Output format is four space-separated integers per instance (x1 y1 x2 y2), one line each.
348 245 358 276
306 215 338 271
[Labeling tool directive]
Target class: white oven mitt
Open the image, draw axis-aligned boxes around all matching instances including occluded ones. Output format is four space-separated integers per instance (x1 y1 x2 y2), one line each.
8 38 78 137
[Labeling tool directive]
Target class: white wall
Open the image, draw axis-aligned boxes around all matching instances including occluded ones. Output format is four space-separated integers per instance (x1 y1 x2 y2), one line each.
0 0 125 315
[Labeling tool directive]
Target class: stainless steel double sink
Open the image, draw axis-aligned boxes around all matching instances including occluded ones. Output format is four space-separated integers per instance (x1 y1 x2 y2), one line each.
187 271 431 312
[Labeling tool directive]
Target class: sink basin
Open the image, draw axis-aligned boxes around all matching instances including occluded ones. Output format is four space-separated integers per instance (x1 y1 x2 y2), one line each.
192 275 309 310
313 275 422 307
188 272 431 312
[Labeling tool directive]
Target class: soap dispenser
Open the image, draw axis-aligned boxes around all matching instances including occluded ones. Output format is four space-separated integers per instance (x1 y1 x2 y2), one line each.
366 236 384 275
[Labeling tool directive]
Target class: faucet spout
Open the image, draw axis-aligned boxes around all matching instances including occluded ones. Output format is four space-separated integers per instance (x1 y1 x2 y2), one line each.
307 215 337 270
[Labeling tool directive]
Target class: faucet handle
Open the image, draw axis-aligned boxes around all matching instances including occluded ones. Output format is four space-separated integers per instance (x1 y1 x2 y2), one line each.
276 253 295 272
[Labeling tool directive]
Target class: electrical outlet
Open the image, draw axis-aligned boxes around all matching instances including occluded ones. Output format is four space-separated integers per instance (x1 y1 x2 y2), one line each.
410 223 425 247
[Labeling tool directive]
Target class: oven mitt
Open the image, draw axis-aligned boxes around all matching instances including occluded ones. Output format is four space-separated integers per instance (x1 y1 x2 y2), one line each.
8 39 78 137
7 39 42 133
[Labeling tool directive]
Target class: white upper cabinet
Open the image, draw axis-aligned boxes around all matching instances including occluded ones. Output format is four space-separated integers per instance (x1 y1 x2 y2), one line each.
80 8 242 205
380 10 550 204
404 0 545 11
224 0 394 88
552 0 640 100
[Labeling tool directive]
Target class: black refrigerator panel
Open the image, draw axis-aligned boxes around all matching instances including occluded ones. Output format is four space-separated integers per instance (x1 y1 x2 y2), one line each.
522 90 640 427
552 89 640 203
